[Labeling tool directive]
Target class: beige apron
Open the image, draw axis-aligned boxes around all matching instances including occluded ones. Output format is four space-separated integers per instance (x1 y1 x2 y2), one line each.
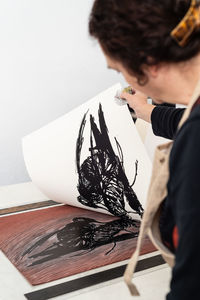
124 79 200 296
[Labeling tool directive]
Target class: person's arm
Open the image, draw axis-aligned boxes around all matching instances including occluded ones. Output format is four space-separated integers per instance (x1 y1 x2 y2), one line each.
166 119 200 299
151 106 185 140
121 91 185 140
121 90 155 123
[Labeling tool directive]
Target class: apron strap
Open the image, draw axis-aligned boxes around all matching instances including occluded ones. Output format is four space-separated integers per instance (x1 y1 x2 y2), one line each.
178 78 200 129
124 213 148 295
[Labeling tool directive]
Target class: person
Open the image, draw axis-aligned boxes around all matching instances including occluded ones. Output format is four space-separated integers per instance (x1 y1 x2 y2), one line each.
88 0 200 299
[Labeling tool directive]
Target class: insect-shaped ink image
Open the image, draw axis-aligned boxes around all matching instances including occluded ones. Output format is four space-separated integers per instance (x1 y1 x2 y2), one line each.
76 103 144 218
22 216 140 266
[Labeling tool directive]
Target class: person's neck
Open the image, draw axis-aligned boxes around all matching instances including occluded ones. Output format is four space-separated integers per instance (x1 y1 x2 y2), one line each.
167 53 200 106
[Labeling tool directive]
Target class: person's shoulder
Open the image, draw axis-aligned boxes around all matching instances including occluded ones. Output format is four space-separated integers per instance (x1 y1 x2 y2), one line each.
176 105 200 139
170 105 200 170
188 104 200 122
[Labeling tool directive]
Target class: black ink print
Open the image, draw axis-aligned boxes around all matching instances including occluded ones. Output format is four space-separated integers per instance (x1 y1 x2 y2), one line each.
76 103 144 218
22 216 140 266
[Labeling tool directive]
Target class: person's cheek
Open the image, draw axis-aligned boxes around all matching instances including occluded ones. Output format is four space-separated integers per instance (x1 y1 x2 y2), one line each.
122 73 136 87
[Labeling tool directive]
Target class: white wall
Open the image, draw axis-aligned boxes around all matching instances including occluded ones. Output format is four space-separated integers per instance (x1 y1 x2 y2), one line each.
0 0 125 186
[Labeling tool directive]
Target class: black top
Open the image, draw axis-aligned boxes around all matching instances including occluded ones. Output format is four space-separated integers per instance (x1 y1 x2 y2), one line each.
151 106 184 139
151 105 200 299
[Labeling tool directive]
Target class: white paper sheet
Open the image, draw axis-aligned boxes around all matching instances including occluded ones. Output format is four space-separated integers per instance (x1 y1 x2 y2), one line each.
22 84 152 218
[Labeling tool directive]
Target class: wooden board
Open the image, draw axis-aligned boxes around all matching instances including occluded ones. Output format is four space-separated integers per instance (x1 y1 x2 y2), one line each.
0 205 155 285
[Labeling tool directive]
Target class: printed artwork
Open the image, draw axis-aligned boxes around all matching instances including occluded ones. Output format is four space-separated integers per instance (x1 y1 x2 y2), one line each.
0 205 155 285
76 103 143 218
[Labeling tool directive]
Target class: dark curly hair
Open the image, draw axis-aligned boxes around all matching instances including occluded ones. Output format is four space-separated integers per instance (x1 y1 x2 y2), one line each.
89 0 200 84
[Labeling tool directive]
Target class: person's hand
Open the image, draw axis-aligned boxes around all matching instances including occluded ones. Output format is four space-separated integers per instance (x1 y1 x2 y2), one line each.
120 89 156 123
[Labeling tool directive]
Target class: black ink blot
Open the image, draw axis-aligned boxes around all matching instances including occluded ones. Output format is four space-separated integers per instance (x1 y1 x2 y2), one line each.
22 216 140 266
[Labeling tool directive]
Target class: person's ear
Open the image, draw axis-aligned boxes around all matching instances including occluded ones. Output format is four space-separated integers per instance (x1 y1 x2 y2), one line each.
143 63 160 79
149 64 160 78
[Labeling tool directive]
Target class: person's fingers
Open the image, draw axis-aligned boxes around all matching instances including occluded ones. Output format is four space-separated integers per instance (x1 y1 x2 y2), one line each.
120 91 147 106
120 91 134 101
